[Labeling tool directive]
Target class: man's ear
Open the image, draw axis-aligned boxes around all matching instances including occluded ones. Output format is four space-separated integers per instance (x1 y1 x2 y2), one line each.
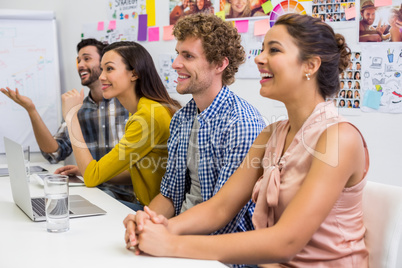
216 57 229 74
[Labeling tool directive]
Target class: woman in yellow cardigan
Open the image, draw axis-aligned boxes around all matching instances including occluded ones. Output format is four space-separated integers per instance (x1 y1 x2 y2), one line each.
58 41 180 210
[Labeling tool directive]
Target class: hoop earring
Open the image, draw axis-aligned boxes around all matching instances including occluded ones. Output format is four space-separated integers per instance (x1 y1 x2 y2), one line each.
305 73 311 81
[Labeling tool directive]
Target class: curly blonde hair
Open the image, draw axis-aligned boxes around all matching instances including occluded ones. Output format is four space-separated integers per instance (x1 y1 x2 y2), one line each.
173 13 245 86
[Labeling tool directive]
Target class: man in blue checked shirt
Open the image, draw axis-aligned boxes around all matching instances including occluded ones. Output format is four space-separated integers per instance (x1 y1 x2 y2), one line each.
124 13 266 254
1 39 131 201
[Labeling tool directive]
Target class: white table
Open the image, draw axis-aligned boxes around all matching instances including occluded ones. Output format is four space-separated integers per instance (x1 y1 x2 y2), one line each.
0 162 227 268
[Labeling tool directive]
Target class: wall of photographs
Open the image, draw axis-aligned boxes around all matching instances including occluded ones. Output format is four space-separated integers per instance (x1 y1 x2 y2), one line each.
312 0 356 22
328 52 362 109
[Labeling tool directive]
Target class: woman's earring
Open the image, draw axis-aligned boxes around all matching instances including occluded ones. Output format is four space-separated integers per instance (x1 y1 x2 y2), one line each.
305 73 311 81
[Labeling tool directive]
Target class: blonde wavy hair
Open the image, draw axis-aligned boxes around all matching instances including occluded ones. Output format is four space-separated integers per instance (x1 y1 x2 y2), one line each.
228 0 251 18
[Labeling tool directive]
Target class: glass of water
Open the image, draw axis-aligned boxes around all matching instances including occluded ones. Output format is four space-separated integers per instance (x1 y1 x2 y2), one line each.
44 174 69 233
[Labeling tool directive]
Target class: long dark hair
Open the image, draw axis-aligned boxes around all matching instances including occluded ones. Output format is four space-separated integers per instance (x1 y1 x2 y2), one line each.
103 41 180 115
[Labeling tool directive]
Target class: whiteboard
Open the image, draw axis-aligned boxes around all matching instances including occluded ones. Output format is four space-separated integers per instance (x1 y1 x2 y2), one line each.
0 10 61 153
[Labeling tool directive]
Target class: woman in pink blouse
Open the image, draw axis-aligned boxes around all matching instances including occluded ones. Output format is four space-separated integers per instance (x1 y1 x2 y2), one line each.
123 14 369 267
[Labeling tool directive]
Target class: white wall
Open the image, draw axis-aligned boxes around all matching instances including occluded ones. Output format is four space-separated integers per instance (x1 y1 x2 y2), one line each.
1 0 401 187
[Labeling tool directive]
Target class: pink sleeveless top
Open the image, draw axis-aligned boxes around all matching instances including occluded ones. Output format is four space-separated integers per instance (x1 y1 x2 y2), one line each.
252 102 369 267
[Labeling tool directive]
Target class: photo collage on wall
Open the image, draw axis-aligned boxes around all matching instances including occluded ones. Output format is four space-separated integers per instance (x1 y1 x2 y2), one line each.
328 52 362 109
312 0 355 22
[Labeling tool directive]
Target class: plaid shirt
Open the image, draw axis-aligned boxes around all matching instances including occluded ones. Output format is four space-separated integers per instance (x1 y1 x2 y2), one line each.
42 95 128 163
160 86 266 234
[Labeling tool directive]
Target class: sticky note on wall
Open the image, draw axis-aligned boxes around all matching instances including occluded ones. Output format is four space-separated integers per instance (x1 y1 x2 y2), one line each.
375 0 392 7
163 25 174 41
215 11 225 20
97 21 104 31
108 20 116 30
254 19 270 36
148 27 159 41
138 14 148 41
345 6 356 20
262 1 273 14
363 90 382 109
146 0 156 26
235 20 249 33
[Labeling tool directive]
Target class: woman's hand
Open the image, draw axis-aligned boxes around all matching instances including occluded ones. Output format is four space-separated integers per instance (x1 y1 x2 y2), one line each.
54 165 82 176
137 220 176 257
62 89 84 121
123 206 169 255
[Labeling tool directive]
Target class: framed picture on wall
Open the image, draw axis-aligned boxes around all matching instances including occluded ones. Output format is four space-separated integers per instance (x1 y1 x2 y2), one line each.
219 0 268 20
169 0 215 25
359 0 402 42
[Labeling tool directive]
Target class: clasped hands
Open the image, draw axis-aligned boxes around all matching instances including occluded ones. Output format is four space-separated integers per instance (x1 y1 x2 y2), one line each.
123 206 175 257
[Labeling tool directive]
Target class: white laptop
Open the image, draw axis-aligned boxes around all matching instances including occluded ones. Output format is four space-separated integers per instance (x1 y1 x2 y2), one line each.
4 137 106 222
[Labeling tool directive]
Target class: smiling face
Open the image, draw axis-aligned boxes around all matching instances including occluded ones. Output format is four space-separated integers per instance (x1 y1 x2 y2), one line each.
254 25 305 101
362 8 376 26
355 72 360 79
77 45 102 86
182 0 189 8
231 0 248 15
172 37 216 96
197 0 204 10
99 50 136 100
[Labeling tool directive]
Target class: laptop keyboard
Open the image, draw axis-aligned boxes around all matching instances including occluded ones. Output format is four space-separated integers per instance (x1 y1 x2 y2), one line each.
31 198 46 217
32 198 73 217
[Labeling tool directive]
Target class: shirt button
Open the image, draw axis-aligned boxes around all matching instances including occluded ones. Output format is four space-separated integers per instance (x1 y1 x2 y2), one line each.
102 125 105 128
101 106 104 109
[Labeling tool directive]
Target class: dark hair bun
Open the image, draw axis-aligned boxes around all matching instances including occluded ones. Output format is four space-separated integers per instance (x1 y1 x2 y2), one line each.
336 34 351 73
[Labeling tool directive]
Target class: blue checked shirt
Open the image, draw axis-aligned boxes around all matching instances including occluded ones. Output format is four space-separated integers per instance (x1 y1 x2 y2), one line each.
41 95 128 163
160 86 266 235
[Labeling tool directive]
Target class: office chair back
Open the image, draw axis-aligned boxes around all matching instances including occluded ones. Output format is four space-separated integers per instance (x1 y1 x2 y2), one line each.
363 181 402 268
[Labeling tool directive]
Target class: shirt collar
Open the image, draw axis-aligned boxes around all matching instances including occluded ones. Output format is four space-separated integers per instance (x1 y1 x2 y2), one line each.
87 91 111 105
181 86 230 124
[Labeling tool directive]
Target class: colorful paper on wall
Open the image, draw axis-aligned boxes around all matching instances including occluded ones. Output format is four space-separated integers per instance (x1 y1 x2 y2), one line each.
215 11 225 21
138 14 148 41
83 19 139 44
97 21 104 31
146 0 156 26
363 90 382 109
235 20 249 33
375 0 392 7
254 19 270 36
345 6 356 20
262 1 274 14
148 27 159 41
106 0 146 20
163 25 174 41
108 20 116 30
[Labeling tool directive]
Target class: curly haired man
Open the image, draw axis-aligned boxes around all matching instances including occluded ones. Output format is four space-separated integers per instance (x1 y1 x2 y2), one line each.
125 13 265 241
